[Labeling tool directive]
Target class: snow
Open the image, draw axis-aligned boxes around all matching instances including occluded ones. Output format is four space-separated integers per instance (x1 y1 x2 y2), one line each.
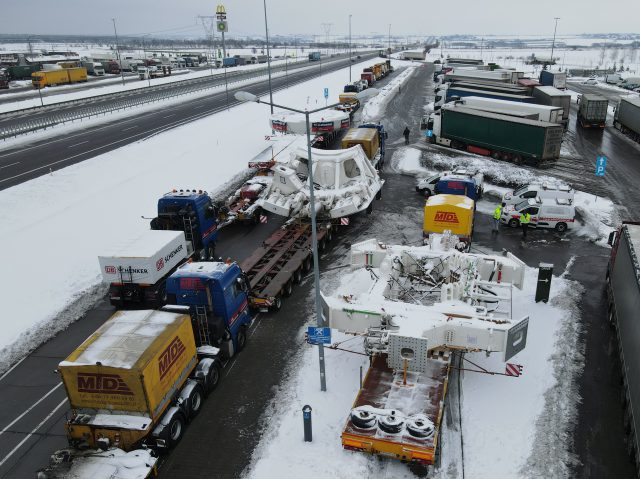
244 249 584 479
0 58 406 372
88 413 152 430
362 65 417 121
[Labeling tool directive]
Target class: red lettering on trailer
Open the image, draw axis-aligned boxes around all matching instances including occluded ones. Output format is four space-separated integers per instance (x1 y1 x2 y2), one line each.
434 211 459 224
77 373 134 395
158 336 187 380
156 258 164 271
104 266 117 274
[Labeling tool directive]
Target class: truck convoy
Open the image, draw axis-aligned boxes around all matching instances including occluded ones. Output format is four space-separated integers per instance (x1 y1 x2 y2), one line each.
614 97 640 143
577 94 608 128
31 67 88 88
426 102 564 165
607 222 640 476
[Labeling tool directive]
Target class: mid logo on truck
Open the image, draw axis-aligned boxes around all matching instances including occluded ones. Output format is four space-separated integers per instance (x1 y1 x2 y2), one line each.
77 373 133 396
159 336 187 380
434 211 459 224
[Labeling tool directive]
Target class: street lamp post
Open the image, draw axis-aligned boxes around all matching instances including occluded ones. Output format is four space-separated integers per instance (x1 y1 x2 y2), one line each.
234 88 379 392
111 18 126 87
263 0 274 114
141 35 151 88
388 24 391 57
348 14 352 82
551 17 560 69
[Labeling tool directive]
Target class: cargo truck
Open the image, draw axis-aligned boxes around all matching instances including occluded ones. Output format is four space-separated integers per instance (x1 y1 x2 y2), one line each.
81 61 105 76
539 70 567 89
458 96 564 124
103 60 121 74
577 94 608 128
0 69 8 89
443 69 519 84
6 64 39 80
532 86 571 121
426 103 564 165
31 67 88 88
423 194 475 247
341 123 387 168
613 97 640 143
309 52 321 61
606 222 640 476
435 87 534 110
361 71 375 86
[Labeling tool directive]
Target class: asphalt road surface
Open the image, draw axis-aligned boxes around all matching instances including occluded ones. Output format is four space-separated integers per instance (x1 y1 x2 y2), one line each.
1 62 639 479
0 52 374 190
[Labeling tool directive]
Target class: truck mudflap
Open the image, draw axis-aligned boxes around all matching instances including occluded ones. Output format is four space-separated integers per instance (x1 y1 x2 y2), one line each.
38 447 158 479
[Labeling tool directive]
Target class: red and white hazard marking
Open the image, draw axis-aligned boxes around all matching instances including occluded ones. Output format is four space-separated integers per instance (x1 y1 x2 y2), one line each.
260 215 268 224
340 217 350 226
505 363 523 377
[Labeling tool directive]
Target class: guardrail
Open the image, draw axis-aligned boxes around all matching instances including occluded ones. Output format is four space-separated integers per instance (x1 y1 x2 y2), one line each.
0 52 378 141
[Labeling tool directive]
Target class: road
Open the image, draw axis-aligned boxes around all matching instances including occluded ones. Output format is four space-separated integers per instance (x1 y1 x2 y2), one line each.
0 52 374 190
0 62 638 478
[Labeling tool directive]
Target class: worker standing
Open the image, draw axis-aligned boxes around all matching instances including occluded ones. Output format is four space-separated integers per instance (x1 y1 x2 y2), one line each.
403 126 410 145
493 204 502 232
520 211 531 239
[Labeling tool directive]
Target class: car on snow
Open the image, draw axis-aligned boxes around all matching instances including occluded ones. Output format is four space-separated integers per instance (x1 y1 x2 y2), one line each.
582 77 598 85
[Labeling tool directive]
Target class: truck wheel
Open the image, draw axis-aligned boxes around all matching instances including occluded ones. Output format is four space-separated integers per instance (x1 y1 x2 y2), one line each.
293 268 303 284
508 219 519 228
207 243 216 260
555 222 567 233
423 189 432 199
366 203 373 214
271 295 282 312
318 238 326 252
236 326 247 352
168 414 185 448
303 256 312 272
376 189 382 200
205 363 221 394
326 228 333 242
283 280 294 297
188 385 204 419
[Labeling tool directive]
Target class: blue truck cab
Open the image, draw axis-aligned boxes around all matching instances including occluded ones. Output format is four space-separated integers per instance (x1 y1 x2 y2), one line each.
358 123 388 163
434 175 482 201
166 261 252 359
151 189 219 259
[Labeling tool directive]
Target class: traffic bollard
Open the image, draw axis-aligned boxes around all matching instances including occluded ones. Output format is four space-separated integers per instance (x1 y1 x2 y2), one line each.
302 405 313 442
535 263 553 303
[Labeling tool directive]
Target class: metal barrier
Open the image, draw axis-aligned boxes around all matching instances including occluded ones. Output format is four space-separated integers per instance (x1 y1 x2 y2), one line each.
0 52 378 141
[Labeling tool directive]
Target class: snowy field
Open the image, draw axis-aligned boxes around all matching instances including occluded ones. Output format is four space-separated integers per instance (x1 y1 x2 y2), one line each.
0 57 415 372
244 241 584 479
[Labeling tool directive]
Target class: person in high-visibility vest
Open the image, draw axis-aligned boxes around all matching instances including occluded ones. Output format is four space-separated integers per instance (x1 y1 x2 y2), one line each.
520 211 531 238
493 204 502 232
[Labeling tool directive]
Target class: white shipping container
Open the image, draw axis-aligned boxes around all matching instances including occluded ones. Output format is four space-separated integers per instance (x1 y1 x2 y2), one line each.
98 230 189 286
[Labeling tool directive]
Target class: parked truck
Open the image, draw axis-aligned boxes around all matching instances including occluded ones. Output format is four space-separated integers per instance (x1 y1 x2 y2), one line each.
102 60 121 74
443 69 519 85
6 64 39 80
426 102 564 165
341 123 388 168
309 52 321 62
435 87 534 110
606 222 640 476
539 70 567 89
532 86 571 122
457 96 564 124
613 97 640 143
31 67 88 88
81 60 105 76
0 69 8 89
361 71 375 86
577 94 608 128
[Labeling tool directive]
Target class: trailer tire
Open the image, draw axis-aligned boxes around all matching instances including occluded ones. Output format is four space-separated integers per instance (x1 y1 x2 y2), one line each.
508 218 519 228
555 222 567 233
376 189 382 200
303 256 312 272
319 238 326 252
283 280 294 297
237 326 247 352
326 228 333 242
188 385 204 419
366 203 373 214
207 243 216 260
168 414 186 448
293 268 303 284
205 363 221 394
271 295 283 312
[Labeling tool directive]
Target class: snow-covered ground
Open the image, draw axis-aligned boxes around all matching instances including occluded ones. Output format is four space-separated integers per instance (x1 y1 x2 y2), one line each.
0 57 411 373
362 66 417 121
244 246 584 479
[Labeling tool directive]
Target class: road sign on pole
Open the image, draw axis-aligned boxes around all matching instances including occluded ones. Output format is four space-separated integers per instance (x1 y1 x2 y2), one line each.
596 155 607 176
307 326 331 345
323 87 329 99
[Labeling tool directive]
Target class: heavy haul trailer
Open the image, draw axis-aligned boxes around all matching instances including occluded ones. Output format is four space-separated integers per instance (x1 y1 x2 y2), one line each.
607 222 640 475
427 105 563 165
614 97 640 143
342 354 450 465
240 223 329 311
578 94 608 128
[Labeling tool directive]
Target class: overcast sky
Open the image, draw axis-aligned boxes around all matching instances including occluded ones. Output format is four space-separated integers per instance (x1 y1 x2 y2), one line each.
1 0 639 39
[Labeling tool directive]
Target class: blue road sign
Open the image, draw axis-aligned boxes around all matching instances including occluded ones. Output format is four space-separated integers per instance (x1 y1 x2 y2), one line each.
426 130 433 138
307 326 331 345
323 88 329 99
596 155 607 177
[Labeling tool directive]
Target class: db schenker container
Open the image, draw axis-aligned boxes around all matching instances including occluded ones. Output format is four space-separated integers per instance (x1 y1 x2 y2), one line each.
578 94 608 128
614 97 640 143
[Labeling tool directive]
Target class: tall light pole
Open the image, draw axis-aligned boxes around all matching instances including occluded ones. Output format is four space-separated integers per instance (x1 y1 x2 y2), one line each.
234 88 379 392
388 24 391 57
141 34 151 88
111 18 126 87
550 17 560 68
263 0 274 114
348 14 352 82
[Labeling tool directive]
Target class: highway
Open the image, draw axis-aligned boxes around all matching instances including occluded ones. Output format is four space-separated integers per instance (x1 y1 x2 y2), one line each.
0 52 375 190
0 62 639 478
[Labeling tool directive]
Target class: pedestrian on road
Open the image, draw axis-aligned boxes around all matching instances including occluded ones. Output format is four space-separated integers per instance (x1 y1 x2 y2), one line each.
493 204 502 232
403 126 410 145
520 211 531 239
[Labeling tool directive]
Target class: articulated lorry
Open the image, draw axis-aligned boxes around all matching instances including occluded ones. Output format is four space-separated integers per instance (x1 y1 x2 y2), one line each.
426 102 563 165
607 222 640 476
442 69 520 85
577 94 608 128
455 96 564 123
435 86 534 110
81 61 105 76
613 97 640 143
532 86 571 122
539 70 567 89
31 67 87 88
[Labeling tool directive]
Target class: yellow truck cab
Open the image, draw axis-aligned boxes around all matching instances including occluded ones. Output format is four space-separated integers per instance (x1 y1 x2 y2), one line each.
423 194 475 246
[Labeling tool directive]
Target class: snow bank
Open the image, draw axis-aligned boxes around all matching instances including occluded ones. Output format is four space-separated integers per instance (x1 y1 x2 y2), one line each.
361 66 417 121
389 146 426 175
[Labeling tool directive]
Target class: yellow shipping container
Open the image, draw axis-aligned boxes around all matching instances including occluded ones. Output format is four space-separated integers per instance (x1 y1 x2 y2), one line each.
341 127 379 161
31 67 87 88
67 67 88 83
423 194 475 240
60 309 197 420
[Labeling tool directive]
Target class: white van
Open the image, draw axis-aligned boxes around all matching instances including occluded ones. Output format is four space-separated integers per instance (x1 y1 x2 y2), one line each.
501 181 574 207
500 197 575 232
416 168 484 197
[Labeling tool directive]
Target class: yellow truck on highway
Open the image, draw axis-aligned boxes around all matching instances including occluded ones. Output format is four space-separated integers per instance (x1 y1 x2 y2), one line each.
423 194 475 247
31 67 87 88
